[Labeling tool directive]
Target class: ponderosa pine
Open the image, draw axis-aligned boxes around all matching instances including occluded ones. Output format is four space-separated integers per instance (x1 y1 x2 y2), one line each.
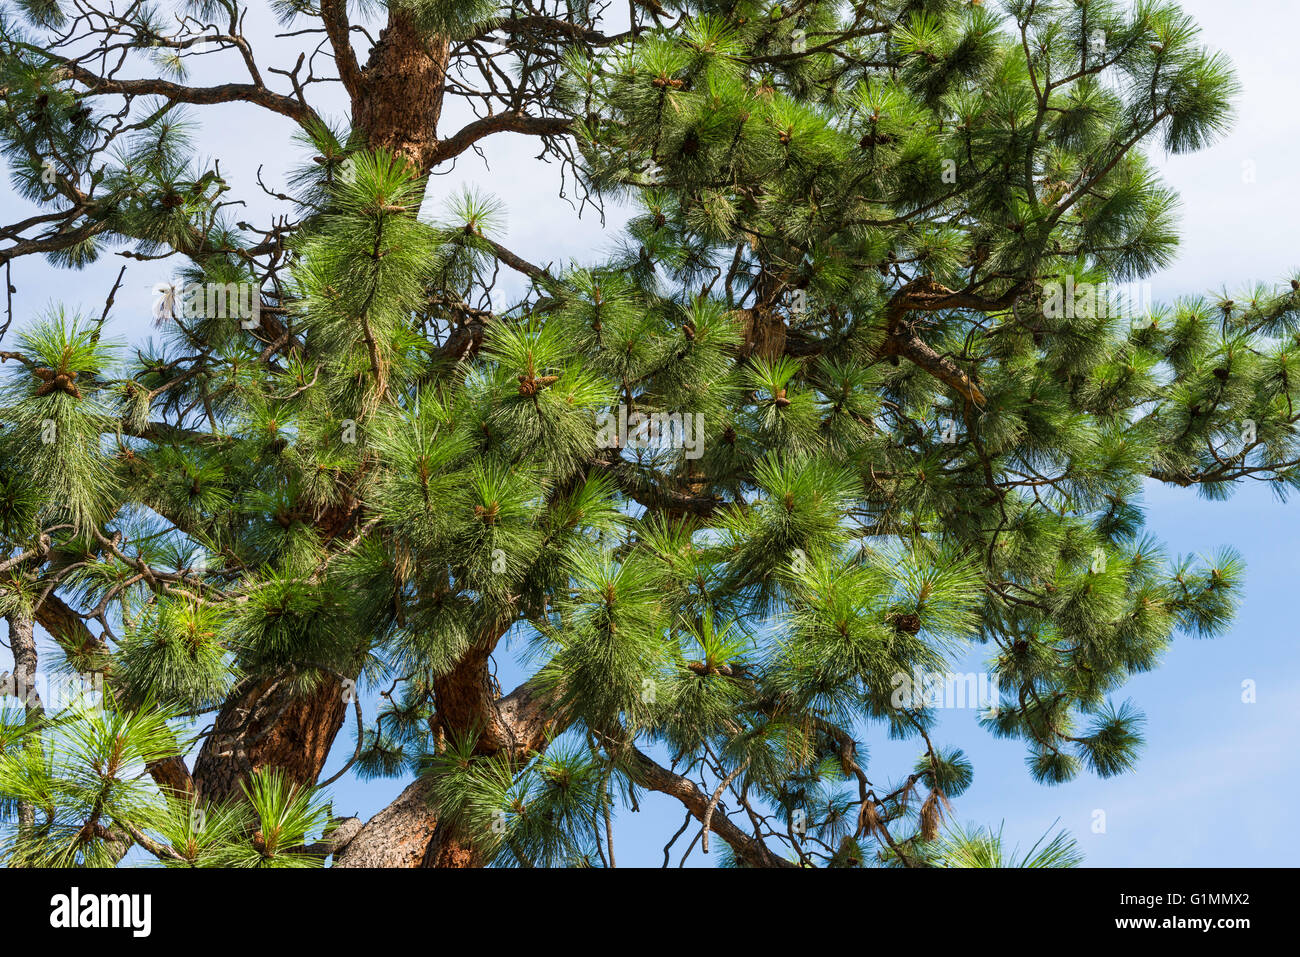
0 0 1292 867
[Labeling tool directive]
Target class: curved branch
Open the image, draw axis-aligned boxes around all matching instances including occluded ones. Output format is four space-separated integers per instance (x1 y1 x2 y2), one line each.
431 113 573 166
320 0 364 105
622 746 794 868
50 60 318 126
876 277 1030 406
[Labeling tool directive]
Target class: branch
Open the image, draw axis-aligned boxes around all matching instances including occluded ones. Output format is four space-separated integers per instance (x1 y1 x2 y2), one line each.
877 277 1029 406
298 815 364 859
331 779 439 868
485 238 550 282
622 747 794 868
882 332 987 406
33 589 196 796
52 60 317 126
431 113 573 166
319 0 364 104
331 665 561 867
32 591 103 662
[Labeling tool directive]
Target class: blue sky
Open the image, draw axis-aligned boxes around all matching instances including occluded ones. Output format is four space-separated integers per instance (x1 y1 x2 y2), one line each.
2 0 1298 866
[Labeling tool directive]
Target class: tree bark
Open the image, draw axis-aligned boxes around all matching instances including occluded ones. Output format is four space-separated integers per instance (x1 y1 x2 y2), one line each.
4 610 41 835
191 677 348 804
354 12 451 173
739 305 787 361
421 824 486 868
331 661 562 867
4 611 40 716
189 8 451 806
623 747 793 868
330 778 486 868
332 780 440 867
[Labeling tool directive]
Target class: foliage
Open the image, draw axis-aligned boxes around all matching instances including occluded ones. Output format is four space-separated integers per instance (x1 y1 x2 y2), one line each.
0 0 1286 867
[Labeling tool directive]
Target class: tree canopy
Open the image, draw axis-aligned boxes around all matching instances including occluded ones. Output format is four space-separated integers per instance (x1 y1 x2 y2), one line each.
0 0 1295 868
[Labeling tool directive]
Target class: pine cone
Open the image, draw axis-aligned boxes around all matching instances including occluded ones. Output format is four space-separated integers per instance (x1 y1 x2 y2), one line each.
32 367 82 398
893 613 922 635
517 374 559 396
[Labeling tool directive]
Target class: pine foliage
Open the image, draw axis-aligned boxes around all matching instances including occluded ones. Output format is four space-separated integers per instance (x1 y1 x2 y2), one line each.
0 0 1286 867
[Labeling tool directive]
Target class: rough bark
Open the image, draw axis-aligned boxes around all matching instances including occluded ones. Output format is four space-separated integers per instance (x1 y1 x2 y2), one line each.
4 610 40 835
329 776 485 869
146 754 195 799
324 644 510 869
31 591 103 664
4 610 40 715
874 277 1029 407
331 666 561 868
432 640 558 758
880 331 987 406
421 824 487 868
300 815 364 859
354 12 450 173
191 677 348 804
331 779 439 868
739 306 787 361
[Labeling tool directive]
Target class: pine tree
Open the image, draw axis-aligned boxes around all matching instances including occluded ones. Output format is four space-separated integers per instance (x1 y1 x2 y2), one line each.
0 0 1292 868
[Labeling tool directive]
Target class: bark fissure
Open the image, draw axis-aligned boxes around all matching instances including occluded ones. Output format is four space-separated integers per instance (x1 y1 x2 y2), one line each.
354 13 451 173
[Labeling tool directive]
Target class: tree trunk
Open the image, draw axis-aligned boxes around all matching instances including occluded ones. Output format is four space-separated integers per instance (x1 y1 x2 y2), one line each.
421 825 487 868
328 779 486 868
5 610 41 835
331 779 440 867
739 305 787 361
189 10 453 807
354 12 450 173
182 13 570 862
4 611 40 716
330 647 561 867
191 677 347 804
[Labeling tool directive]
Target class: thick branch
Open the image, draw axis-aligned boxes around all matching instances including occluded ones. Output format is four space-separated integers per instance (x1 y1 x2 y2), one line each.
320 0 364 105
623 747 794 868
331 669 561 867
54 62 317 126
332 779 439 867
881 332 987 406
431 113 574 166
876 277 1029 406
